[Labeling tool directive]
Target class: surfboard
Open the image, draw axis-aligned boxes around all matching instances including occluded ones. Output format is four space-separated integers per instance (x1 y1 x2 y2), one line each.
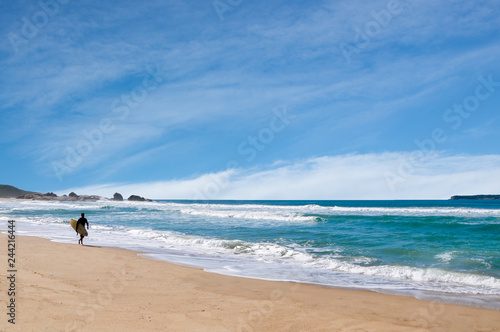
70 218 88 237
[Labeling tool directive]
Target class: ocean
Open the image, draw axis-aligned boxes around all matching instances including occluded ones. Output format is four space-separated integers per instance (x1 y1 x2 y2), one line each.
1 199 499 310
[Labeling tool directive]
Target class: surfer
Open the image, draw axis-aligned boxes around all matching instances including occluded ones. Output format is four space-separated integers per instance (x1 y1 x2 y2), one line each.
76 213 89 245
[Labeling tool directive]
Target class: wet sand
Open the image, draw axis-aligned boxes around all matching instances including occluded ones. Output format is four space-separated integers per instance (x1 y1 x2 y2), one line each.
0 234 498 331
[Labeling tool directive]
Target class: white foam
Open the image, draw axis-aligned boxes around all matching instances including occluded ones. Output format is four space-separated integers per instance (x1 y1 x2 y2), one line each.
313 258 500 294
63 223 500 295
3 200 500 223
436 251 455 262
471 258 493 270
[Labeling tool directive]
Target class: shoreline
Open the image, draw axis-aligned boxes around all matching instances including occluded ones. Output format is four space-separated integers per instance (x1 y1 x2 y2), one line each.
139 252 500 311
1 199 499 313
1 233 499 331
8 229 500 311
10 216 500 312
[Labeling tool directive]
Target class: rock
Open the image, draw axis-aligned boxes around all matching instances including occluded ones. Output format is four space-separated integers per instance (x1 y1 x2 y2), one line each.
17 193 38 200
18 192 60 200
112 192 124 201
128 195 145 201
78 195 102 202
17 193 102 202
69 192 78 197
128 195 152 202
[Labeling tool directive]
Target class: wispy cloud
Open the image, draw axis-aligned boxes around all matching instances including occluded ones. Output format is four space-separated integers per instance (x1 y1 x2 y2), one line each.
1 1 499 193
62 152 500 200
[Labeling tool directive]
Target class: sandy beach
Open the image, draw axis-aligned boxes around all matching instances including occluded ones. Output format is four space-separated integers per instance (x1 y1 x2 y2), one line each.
0 233 498 332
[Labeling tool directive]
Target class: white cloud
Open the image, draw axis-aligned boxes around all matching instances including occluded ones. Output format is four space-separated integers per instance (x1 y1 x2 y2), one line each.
3 1 500 190
61 152 500 200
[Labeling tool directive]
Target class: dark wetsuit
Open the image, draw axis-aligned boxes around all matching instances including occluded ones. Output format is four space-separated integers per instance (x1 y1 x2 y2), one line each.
76 217 88 234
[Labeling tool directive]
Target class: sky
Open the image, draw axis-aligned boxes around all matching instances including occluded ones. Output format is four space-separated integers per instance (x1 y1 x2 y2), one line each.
0 0 499 199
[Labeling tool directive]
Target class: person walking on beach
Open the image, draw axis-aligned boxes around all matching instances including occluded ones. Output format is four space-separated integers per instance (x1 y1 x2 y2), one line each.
76 213 89 245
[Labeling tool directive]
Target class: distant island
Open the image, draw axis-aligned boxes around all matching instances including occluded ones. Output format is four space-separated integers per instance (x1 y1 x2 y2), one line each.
450 195 500 200
0 184 152 202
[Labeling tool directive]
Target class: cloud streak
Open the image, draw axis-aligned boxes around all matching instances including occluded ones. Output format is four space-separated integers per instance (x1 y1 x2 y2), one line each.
62 152 500 200
1 1 499 194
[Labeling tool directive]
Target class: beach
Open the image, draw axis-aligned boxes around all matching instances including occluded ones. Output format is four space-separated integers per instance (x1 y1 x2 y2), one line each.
1 234 498 332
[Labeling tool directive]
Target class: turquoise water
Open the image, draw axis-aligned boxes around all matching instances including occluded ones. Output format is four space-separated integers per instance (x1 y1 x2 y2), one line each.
1 199 499 309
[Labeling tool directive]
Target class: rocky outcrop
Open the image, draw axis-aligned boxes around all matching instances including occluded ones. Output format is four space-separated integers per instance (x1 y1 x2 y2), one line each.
112 192 124 201
17 192 103 202
128 195 152 202
17 192 59 200
17 193 44 200
11 184 149 202
77 195 102 201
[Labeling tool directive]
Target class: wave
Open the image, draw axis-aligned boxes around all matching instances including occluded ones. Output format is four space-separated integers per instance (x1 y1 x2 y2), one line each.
176 207 315 222
119 227 500 295
160 202 500 222
3 200 500 223
313 258 500 294
436 251 456 262
5 212 499 306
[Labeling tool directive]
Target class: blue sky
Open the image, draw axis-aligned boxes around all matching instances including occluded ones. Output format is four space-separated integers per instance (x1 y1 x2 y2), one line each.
1 0 499 199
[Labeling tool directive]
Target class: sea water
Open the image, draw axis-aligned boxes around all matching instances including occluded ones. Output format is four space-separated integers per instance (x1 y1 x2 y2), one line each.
1 199 499 310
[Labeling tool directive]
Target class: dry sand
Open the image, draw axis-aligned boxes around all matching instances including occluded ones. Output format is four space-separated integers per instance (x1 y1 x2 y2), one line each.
0 233 499 332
